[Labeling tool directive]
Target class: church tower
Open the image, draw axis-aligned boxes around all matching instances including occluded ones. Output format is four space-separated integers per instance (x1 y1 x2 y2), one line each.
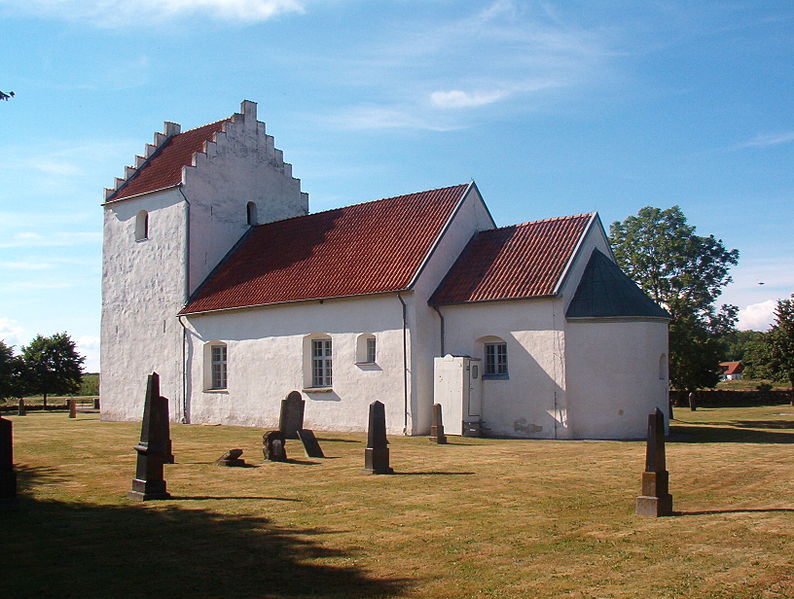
100 101 308 422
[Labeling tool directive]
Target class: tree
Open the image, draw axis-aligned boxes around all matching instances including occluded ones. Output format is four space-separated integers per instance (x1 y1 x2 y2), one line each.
610 206 739 396
21 333 85 408
748 295 794 405
0 340 27 401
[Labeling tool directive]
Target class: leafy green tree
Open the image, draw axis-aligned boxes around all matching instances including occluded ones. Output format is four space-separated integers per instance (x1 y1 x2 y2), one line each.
0 340 27 401
748 295 794 404
610 206 739 396
21 333 85 408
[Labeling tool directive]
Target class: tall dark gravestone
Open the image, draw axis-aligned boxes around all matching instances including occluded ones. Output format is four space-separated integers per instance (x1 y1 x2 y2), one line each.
279 391 305 439
0 416 18 510
128 373 171 501
364 401 393 474
429 403 447 444
297 428 325 458
17 399 26 416
635 408 673 517
263 431 288 462
68 399 77 418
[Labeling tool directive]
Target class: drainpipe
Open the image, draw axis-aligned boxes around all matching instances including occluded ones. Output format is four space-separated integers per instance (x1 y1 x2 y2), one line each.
397 292 408 435
178 186 191 423
432 305 445 356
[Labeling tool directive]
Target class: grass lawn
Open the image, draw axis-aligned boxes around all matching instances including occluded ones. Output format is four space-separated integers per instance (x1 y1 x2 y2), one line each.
3 406 793 599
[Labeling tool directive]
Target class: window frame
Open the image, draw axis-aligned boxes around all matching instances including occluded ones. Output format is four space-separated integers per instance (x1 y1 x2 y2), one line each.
483 341 508 379
311 338 333 388
209 343 228 390
135 210 149 241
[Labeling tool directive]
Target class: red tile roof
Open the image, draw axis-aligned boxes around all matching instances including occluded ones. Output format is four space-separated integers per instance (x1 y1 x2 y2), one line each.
109 119 230 201
430 213 594 305
181 184 470 314
720 361 744 375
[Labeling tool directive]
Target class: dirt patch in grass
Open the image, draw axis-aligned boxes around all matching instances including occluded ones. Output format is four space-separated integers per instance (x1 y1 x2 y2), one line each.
3 406 793 599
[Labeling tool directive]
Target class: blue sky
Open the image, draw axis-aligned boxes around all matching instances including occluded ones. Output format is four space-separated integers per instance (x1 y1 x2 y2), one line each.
1 0 792 372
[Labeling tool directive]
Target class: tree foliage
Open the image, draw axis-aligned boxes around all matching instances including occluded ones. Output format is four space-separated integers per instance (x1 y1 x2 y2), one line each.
746 295 794 403
610 206 739 393
21 332 85 405
0 340 27 401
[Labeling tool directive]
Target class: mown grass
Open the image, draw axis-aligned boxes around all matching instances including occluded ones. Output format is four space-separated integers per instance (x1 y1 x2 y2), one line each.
3 406 793 599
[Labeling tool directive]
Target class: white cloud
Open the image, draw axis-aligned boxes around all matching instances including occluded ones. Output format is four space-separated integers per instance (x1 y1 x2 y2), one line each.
0 0 305 26
0 232 101 248
0 318 26 348
737 131 794 149
737 299 778 331
0 261 53 270
430 89 507 109
326 106 464 132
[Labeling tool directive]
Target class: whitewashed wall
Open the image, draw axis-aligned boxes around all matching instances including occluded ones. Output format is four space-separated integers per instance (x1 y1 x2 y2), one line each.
183 294 409 433
100 188 187 421
438 298 569 439
407 185 495 434
564 319 669 438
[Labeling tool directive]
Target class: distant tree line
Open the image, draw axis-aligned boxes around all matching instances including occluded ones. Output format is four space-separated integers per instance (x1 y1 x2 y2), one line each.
0 332 85 406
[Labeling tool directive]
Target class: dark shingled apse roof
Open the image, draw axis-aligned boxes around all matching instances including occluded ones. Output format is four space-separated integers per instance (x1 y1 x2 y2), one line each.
565 249 670 319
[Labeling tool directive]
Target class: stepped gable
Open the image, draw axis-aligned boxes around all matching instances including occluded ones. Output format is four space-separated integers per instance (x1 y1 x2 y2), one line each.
566 249 670 319
430 213 594 305
180 184 470 314
105 119 230 202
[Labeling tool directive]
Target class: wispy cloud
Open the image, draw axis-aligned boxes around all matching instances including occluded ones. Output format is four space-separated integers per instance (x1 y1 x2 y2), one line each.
0 317 26 348
0 0 305 26
0 232 101 249
736 131 794 149
0 261 53 271
430 90 507 109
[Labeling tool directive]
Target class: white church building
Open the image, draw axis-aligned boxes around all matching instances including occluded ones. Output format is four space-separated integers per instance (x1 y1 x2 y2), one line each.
101 100 669 439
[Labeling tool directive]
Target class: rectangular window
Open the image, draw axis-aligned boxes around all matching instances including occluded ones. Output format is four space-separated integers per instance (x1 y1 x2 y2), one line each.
484 342 508 377
211 345 227 389
312 338 332 387
366 337 376 363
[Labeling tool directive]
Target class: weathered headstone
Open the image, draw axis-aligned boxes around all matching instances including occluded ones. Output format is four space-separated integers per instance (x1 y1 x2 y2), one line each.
364 401 393 474
128 372 171 501
297 428 325 458
215 449 246 467
635 407 673 517
0 416 18 510
279 391 305 439
429 403 447 444
68 399 76 418
688 391 697 411
94 397 100 410
17 399 26 416
263 431 287 462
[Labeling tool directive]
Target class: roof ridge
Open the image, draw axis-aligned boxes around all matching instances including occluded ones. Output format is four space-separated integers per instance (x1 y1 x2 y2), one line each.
251 183 470 228
177 116 234 135
501 212 595 230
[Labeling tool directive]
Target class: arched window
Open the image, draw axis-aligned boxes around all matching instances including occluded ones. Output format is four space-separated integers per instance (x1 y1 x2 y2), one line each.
204 342 228 390
135 210 149 241
246 202 257 226
356 334 376 364
478 335 508 379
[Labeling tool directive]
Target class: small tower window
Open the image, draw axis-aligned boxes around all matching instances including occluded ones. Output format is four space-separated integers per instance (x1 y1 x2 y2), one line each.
246 202 257 225
135 210 149 241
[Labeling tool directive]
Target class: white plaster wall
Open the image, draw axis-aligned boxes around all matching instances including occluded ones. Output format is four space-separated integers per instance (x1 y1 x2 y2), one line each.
183 294 409 434
564 319 669 439
407 185 495 434
100 188 187 422
183 102 308 295
438 298 569 439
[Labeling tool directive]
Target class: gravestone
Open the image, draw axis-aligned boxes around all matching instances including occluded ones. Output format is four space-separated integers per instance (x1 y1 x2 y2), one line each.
68 399 76 418
635 407 673 517
128 372 171 501
364 401 393 474
279 391 305 439
688 391 697 411
215 449 246 467
160 397 174 464
263 431 287 462
0 416 18 510
429 403 447 444
94 398 100 410
297 428 325 458
17 399 26 416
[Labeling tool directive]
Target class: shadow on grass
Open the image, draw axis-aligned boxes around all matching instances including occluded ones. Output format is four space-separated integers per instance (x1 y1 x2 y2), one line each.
170 496 303 501
675 508 794 516
669 424 794 444
8 466 411 599
391 471 475 476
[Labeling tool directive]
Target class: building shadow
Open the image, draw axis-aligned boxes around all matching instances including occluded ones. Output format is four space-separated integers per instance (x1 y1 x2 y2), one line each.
8 466 411 599
674 508 794 516
669 424 794 444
